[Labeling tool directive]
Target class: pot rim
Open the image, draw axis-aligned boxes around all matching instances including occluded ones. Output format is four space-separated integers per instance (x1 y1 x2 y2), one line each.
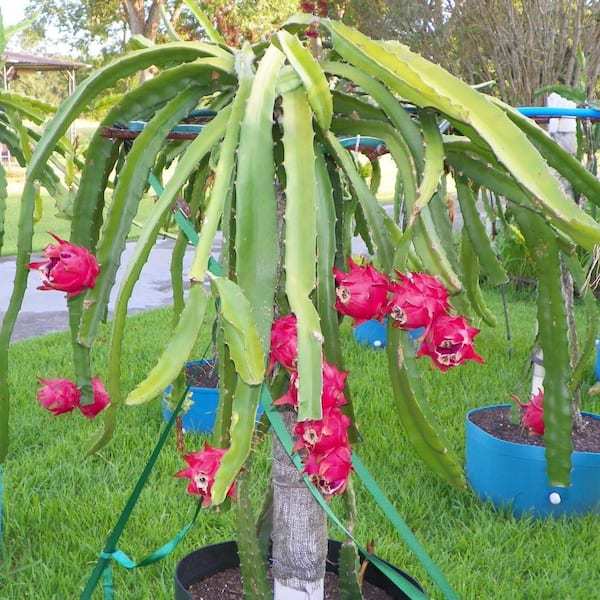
174 539 423 600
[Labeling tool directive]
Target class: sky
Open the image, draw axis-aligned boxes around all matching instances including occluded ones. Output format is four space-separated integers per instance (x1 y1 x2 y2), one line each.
0 1 25 27
0 1 73 57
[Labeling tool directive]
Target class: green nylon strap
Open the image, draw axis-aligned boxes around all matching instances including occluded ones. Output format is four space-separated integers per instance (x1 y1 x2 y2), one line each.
146 172 222 276
99 500 203 570
261 389 459 600
102 563 114 600
351 454 459 600
80 386 192 600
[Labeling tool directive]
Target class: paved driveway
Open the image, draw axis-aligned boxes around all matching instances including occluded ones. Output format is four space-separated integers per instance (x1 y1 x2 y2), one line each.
0 237 204 341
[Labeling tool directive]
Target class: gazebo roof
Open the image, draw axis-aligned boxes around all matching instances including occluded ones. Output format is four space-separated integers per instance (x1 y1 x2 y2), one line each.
2 51 88 73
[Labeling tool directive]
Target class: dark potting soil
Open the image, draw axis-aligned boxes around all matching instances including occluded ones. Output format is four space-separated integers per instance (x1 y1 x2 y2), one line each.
187 567 394 599
469 406 600 452
186 362 219 389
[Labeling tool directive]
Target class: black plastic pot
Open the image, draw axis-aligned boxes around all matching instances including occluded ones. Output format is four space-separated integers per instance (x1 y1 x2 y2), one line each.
175 539 423 599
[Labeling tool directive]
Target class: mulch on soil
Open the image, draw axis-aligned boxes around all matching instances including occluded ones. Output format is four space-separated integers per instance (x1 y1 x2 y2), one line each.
187 567 395 600
469 405 600 452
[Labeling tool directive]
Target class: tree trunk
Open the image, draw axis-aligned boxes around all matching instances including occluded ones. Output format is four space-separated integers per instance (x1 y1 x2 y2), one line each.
121 0 165 81
271 407 327 600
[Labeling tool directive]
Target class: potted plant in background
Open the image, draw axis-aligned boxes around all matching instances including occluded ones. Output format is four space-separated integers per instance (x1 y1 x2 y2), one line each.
3 1 600 598
465 78 600 517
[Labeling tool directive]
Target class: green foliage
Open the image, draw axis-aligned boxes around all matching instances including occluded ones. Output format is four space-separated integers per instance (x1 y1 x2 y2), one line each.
1 296 600 598
194 0 299 44
494 222 537 285
4 11 600 490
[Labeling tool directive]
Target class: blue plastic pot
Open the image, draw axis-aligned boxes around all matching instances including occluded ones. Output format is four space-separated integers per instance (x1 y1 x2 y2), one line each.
466 405 600 518
162 360 263 433
162 360 220 434
352 320 424 350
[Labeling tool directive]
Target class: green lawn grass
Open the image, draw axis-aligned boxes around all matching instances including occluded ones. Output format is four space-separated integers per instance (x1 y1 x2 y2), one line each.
1 288 599 599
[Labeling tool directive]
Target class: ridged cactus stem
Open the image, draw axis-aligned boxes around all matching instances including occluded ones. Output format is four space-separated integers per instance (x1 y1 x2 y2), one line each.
236 464 272 599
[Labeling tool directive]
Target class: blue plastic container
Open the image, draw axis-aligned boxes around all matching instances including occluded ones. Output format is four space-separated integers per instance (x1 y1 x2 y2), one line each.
162 377 220 435
352 320 424 350
353 320 388 348
162 360 263 433
162 388 219 433
595 339 600 381
466 405 600 518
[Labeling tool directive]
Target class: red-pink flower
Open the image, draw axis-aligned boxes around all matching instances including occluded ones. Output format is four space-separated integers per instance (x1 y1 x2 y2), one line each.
293 407 351 454
37 377 81 416
386 271 449 330
302 445 353 500
417 313 484 372
273 369 299 407
28 233 99 297
333 257 390 326
513 388 544 435
268 314 298 373
175 444 235 506
321 361 348 409
79 377 110 419
273 360 348 409
300 0 329 15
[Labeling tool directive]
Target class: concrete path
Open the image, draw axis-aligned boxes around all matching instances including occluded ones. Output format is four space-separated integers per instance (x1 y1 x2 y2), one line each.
0 237 208 341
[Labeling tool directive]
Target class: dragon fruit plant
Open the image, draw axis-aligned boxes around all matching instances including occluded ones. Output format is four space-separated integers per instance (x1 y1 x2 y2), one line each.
512 389 546 436
3 1 600 597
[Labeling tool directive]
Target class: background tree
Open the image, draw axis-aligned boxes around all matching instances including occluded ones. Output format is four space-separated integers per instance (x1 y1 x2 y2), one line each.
451 0 600 105
8 71 78 111
21 0 128 60
343 0 600 105
342 0 461 68
197 0 299 46
17 0 600 103
18 0 300 59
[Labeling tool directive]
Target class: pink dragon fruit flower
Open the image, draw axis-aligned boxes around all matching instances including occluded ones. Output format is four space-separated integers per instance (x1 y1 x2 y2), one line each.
78 376 110 419
417 312 485 372
28 233 99 297
386 271 450 330
273 360 348 409
512 388 544 435
268 314 298 373
302 445 353 500
37 377 81 416
292 407 351 455
333 257 390 326
321 361 348 409
175 444 235 507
